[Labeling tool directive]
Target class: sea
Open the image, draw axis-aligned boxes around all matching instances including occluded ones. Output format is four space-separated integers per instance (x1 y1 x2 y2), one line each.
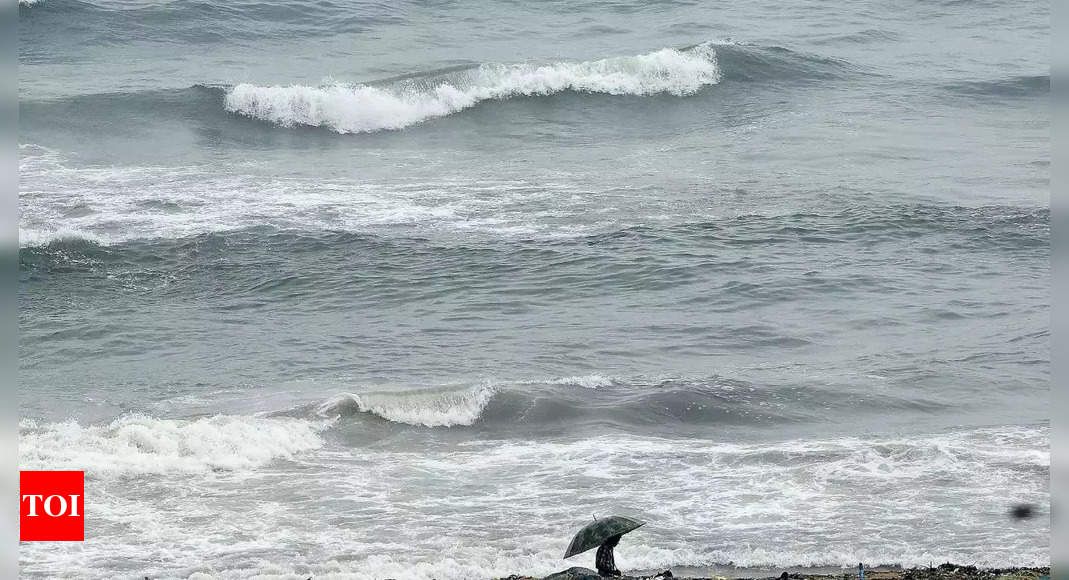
16 0 1050 578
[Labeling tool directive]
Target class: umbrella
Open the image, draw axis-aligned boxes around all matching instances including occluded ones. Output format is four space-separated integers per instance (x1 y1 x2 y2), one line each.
563 515 646 559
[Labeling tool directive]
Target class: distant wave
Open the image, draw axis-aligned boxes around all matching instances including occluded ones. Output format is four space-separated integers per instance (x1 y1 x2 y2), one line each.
224 44 722 133
541 374 615 389
19 202 1049 276
19 43 853 136
944 74 1049 99
585 204 1050 252
22 139 1046 255
15 0 405 43
809 28 901 45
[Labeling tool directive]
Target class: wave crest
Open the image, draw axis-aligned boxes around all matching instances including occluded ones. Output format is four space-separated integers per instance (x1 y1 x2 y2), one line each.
316 384 497 427
224 44 721 133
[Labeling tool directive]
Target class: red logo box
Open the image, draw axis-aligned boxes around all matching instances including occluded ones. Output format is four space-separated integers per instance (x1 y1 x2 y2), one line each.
20 471 84 541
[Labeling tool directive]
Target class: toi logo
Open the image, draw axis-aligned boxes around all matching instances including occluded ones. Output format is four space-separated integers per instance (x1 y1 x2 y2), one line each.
20 471 85 541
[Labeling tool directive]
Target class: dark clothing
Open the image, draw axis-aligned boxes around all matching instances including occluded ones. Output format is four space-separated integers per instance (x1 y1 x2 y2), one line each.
595 542 621 577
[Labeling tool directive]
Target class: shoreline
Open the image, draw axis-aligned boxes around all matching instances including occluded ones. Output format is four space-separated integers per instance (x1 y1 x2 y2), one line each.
505 564 1051 580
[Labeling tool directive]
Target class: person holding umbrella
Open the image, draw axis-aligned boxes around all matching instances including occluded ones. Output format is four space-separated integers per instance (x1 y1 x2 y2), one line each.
564 515 645 577
595 533 623 577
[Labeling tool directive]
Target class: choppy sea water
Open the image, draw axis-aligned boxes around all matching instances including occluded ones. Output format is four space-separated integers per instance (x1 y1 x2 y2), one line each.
18 0 1049 578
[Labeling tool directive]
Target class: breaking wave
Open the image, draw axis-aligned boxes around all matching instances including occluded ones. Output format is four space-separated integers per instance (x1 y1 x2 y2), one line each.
316 385 498 427
312 376 613 428
303 375 963 436
19 229 111 252
224 44 722 133
19 414 329 477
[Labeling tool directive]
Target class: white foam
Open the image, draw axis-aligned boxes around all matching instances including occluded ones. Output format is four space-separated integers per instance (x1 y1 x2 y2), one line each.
18 414 328 476
17 424 1049 578
19 227 112 248
317 384 497 427
18 146 614 245
225 44 721 133
546 374 615 389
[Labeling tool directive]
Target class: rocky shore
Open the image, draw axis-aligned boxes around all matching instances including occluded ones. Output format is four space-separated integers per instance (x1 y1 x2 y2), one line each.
500 564 1051 580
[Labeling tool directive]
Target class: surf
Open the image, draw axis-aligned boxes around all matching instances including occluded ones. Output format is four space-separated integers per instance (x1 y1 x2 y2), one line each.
224 44 722 133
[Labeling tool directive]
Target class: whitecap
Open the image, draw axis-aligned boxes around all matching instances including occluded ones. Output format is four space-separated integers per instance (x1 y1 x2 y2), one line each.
225 44 721 133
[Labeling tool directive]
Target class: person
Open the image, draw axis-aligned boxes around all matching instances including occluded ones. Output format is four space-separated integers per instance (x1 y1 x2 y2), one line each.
595 534 622 577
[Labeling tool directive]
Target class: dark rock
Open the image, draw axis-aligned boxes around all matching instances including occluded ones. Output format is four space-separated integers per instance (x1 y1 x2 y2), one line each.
543 567 602 580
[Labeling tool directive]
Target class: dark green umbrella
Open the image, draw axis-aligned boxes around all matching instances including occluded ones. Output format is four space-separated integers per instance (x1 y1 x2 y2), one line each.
563 515 646 559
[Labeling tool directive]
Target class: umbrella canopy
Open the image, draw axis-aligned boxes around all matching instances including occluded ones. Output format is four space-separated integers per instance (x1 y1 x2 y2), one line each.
563 515 646 559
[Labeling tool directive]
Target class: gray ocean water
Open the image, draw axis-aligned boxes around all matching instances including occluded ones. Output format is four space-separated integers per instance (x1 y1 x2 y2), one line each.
17 0 1050 578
